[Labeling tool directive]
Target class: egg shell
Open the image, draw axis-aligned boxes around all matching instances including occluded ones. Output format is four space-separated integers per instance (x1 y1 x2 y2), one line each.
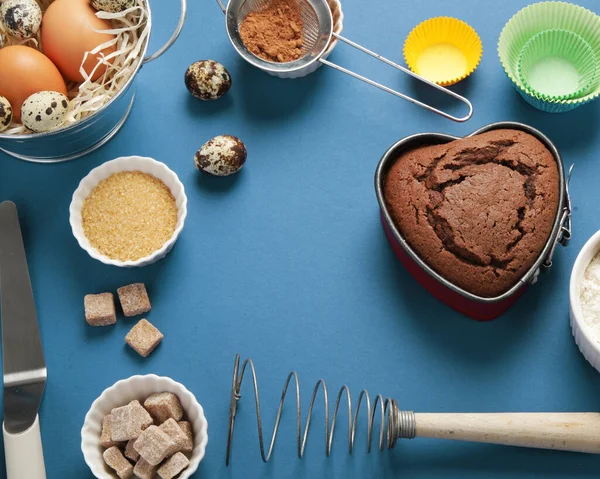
185 60 232 101
0 0 42 39
194 135 247 176
0 46 67 121
91 0 135 13
21 91 70 133
0 96 12 132
42 0 117 82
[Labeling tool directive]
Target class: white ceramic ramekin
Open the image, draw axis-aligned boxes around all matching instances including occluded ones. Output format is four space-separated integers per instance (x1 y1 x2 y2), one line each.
81 375 208 479
69 156 187 267
271 0 344 79
570 230 600 373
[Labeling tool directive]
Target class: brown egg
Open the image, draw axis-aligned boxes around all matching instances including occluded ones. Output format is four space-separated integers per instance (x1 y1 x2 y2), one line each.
0 46 67 121
41 0 117 82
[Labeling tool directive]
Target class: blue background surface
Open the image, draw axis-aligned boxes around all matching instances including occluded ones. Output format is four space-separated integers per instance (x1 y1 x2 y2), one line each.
2 0 600 477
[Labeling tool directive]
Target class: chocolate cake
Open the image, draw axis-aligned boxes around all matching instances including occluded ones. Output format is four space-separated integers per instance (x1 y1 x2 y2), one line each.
383 129 560 298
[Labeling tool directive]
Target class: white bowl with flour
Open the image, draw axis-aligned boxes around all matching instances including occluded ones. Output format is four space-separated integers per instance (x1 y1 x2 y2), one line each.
570 230 600 373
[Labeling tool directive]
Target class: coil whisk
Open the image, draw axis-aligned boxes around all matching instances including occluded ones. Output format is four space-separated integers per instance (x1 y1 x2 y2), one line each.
226 354 416 465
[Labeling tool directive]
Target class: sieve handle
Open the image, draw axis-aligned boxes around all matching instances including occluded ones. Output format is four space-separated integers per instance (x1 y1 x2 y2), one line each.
320 33 473 122
216 0 226 13
143 0 188 64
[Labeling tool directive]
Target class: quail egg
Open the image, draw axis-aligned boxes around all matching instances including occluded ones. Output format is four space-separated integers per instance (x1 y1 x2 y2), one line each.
21 91 70 133
0 96 12 132
91 0 136 13
194 135 247 176
185 60 232 101
0 0 42 40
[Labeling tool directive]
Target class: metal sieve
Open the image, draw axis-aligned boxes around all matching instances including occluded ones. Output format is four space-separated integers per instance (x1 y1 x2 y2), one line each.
216 0 473 122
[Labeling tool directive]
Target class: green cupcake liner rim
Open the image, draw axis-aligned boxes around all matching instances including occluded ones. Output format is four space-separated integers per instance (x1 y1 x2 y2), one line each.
518 29 597 101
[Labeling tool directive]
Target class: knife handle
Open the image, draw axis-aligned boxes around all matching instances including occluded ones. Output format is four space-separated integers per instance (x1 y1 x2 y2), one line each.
3 415 46 479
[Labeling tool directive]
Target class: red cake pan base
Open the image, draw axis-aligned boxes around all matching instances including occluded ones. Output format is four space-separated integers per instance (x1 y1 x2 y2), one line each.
374 122 572 321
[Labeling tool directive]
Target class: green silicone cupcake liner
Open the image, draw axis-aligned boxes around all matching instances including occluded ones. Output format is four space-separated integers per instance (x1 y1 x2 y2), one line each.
499 1 600 110
518 29 597 101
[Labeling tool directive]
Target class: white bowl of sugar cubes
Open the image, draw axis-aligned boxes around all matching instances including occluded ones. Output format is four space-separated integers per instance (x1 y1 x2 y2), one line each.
570 230 600 374
81 375 208 479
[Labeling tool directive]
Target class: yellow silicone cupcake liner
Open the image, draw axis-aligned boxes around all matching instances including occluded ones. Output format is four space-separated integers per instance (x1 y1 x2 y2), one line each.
404 17 483 86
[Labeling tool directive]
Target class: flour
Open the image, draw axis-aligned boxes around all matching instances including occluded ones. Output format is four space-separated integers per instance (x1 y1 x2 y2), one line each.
580 253 600 338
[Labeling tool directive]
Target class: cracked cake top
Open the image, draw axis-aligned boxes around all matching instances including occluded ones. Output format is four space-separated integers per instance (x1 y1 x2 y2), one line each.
383 129 560 298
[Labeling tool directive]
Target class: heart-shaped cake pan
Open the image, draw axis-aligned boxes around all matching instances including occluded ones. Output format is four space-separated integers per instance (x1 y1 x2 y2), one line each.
375 122 572 321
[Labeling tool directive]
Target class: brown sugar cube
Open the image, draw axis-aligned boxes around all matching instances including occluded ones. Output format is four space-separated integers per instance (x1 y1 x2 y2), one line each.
110 400 153 442
84 293 116 326
100 415 117 448
110 406 132 442
159 419 188 455
123 319 162 356
177 421 194 453
124 439 139 462
103 446 133 479
133 425 176 466
117 283 151 317
157 452 190 479
133 458 158 479
125 319 163 357
144 392 183 424
130 400 154 431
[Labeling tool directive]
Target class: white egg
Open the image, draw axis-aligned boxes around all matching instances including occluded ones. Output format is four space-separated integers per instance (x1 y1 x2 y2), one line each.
21 91 70 133
0 95 12 132
0 0 42 39
90 0 136 13
194 135 247 176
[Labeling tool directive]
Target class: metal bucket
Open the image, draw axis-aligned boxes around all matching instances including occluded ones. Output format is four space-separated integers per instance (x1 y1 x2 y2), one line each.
375 122 572 321
0 0 187 163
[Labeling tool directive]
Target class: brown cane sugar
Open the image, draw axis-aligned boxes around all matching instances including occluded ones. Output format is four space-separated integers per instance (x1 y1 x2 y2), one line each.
81 171 178 262
239 0 304 63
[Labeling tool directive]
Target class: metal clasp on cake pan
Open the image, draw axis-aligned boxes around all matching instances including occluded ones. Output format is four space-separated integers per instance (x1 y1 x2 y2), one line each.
543 164 573 269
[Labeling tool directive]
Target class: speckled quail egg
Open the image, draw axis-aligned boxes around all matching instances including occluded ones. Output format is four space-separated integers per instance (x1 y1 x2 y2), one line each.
0 0 42 40
0 96 12 132
90 0 136 13
185 60 232 101
21 91 70 133
194 135 247 176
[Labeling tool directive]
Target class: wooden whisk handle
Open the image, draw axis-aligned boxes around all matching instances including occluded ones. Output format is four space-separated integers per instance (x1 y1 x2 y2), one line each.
413 413 600 454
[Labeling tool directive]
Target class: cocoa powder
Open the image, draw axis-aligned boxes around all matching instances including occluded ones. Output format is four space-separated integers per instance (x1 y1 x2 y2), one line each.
239 0 304 63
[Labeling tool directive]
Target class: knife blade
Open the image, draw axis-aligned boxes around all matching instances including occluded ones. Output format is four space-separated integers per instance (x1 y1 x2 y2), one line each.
0 201 46 478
